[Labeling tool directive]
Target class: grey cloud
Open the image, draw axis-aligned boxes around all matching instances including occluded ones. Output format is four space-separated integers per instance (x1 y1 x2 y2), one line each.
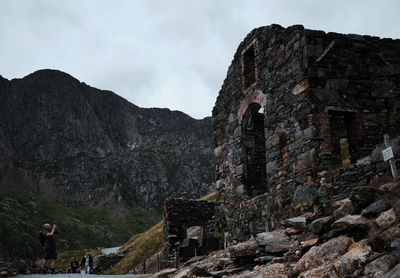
0 0 399 119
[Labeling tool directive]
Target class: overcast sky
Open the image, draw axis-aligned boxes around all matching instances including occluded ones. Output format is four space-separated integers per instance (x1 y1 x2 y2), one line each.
1 0 399 119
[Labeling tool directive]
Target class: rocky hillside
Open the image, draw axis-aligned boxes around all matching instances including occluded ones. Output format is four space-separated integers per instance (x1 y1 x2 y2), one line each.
0 69 214 208
157 180 400 278
0 69 214 260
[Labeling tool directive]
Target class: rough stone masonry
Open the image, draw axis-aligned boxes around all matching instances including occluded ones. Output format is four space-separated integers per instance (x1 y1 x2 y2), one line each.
212 24 400 243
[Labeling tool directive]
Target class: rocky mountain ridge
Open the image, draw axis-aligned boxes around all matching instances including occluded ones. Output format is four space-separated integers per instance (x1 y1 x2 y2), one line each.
0 69 214 208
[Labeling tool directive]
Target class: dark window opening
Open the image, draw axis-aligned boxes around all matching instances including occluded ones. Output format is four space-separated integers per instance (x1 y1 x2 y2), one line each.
243 45 256 88
242 103 266 196
329 111 359 167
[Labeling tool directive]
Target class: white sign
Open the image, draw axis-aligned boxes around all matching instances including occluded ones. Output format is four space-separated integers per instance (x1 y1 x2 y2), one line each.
382 146 394 161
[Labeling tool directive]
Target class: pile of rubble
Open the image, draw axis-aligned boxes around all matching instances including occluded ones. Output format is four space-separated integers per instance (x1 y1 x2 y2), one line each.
151 181 400 277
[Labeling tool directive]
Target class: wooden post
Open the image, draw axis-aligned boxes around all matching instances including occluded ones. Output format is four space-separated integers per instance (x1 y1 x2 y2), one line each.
157 253 160 272
143 259 146 274
384 134 399 181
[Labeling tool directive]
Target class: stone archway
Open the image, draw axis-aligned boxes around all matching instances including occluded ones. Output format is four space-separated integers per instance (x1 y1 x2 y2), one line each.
241 101 267 196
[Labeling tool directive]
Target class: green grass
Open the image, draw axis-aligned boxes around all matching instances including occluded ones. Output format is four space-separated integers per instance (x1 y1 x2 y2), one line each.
107 221 164 274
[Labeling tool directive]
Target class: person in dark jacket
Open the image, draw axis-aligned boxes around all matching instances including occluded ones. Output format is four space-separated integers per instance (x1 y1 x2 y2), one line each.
70 257 80 273
41 223 57 272
80 252 93 274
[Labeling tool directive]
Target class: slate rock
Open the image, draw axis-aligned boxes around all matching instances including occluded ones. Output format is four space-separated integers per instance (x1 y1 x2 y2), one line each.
228 239 258 258
390 238 400 255
209 267 244 277
383 263 400 278
379 224 400 243
293 235 353 274
361 200 390 216
332 240 370 276
152 268 177 278
376 209 397 229
310 216 334 234
256 229 295 253
333 198 354 219
331 215 371 232
363 254 398 278
350 186 380 211
284 216 306 229
232 263 287 278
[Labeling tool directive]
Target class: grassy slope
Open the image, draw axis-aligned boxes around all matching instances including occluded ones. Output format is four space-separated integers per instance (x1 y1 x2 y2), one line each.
107 192 218 274
0 189 160 260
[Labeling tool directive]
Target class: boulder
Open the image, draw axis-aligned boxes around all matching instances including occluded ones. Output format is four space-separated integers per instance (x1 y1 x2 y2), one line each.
376 209 397 229
363 254 398 278
283 216 306 229
293 235 353 274
333 198 354 219
151 268 177 278
331 215 371 232
256 230 295 253
228 239 258 258
295 238 370 277
350 187 380 211
332 240 370 276
310 216 334 234
361 200 390 216
383 263 400 278
231 263 287 278
209 267 243 277
379 224 400 243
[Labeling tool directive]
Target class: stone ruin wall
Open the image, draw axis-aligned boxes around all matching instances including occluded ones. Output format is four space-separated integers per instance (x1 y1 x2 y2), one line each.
162 199 217 268
212 24 400 243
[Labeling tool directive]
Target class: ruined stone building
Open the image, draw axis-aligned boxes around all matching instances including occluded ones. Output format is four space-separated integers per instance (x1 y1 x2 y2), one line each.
162 199 218 267
212 24 400 243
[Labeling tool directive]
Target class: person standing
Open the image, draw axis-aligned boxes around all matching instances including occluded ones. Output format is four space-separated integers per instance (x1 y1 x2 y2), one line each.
41 223 57 272
80 252 93 274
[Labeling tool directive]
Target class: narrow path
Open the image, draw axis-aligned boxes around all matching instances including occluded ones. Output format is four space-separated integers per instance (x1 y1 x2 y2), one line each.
101 246 122 255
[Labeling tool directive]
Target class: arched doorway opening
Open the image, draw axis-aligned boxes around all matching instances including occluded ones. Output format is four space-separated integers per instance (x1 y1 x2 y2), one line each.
241 103 267 196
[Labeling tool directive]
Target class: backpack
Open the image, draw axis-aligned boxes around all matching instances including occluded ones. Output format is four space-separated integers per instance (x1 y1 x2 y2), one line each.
39 231 46 247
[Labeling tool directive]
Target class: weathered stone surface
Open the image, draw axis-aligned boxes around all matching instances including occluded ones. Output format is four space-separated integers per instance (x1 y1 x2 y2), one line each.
363 254 398 278
293 236 353 274
332 240 370 276
376 209 397 229
331 215 371 232
232 263 287 278
390 238 400 255
350 187 380 211
209 267 243 277
228 239 258 258
284 216 306 229
383 263 400 278
295 239 370 277
334 201 354 219
151 268 177 278
293 185 318 206
256 230 295 253
310 216 334 234
379 224 400 243
300 237 319 248
361 200 390 216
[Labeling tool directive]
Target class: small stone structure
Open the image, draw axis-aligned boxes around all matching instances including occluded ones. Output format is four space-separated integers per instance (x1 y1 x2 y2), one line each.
213 24 400 243
162 198 218 268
